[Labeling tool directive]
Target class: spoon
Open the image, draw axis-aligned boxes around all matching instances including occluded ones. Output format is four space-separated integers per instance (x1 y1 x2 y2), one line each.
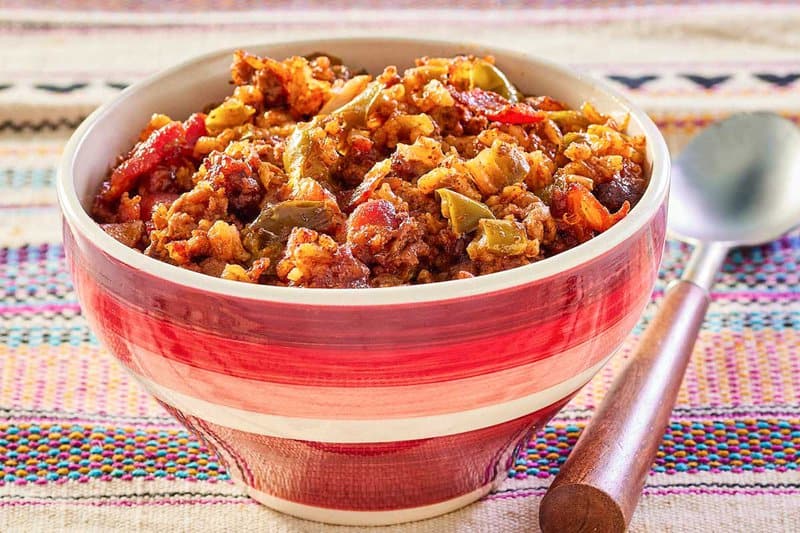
539 112 800 533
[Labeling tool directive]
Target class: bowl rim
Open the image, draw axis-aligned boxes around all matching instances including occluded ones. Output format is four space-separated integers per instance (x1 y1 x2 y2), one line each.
57 36 670 307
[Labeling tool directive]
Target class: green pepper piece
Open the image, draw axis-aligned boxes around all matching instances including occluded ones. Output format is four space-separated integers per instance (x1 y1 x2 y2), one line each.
205 98 255 135
240 234 283 273
436 188 495 235
547 110 590 129
471 60 523 102
333 80 383 129
282 118 331 183
246 200 335 243
536 174 567 206
561 131 589 147
283 82 383 183
472 219 528 255
465 139 531 196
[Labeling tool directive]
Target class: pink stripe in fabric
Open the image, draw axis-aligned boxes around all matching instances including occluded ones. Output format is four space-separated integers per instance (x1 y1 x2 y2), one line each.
649 290 800 301
0 303 82 315
0 499 252 507
485 486 800 501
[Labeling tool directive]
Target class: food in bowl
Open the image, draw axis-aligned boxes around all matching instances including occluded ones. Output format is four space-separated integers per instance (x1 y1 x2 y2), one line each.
91 51 648 288
60 39 669 526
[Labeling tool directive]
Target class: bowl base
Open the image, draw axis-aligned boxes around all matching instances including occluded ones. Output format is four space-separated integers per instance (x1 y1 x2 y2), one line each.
241 479 494 526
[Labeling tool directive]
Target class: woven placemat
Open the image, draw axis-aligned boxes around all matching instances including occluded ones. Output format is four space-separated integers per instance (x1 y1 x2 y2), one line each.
1 2 799 531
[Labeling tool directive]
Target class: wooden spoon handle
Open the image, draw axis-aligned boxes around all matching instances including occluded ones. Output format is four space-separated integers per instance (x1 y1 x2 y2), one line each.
538 280 710 533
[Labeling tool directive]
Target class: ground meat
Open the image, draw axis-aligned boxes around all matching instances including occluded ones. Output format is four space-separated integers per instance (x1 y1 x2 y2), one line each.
231 50 287 108
204 152 263 221
428 99 489 138
383 177 439 216
419 213 467 275
390 136 444 181
525 95 567 111
144 181 229 265
472 254 535 276
117 193 142 223
336 132 384 187
101 221 144 248
276 227 369 288
306 53 355 83
486 184 540 219
346 200 431 285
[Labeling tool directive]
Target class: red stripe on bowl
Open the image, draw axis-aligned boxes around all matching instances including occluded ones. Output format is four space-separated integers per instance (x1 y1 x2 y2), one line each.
102 310 637 419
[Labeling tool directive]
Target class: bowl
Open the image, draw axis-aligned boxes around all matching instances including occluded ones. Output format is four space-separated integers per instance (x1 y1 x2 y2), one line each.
57 38 669 526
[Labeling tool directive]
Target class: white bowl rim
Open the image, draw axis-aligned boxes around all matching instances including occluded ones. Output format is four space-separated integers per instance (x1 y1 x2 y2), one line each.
57 36 670 307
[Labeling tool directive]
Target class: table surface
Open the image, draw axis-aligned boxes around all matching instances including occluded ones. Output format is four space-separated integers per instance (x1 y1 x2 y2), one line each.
1 1 799 531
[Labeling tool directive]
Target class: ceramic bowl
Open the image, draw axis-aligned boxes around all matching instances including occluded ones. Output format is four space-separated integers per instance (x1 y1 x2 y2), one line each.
57 38 669 526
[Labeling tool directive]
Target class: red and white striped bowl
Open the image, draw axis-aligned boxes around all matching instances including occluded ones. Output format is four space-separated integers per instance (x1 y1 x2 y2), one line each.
57 39 670 526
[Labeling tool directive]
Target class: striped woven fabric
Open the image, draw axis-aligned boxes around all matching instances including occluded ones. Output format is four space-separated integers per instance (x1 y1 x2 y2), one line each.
1 1 799 531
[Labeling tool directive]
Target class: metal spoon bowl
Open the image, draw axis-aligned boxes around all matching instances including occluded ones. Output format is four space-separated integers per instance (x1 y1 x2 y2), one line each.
669 112 800 247
539 112 800 533
671 113 800 292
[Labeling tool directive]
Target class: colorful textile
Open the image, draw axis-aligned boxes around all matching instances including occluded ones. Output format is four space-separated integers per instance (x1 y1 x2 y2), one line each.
1 1 799 531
